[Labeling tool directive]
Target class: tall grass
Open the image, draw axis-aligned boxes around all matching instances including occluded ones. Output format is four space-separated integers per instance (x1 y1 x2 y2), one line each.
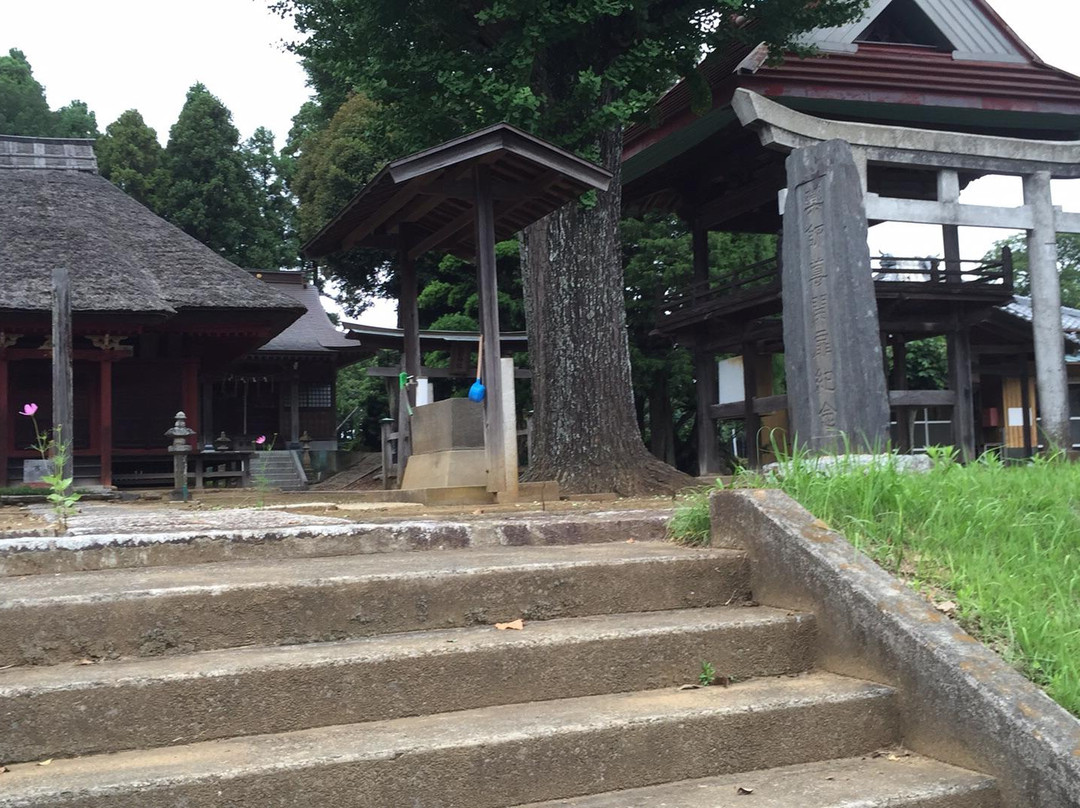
671 450 1080 717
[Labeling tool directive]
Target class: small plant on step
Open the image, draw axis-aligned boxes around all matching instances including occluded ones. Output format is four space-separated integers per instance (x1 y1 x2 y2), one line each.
698 660 716 686
20 403 81 532
252 433 276 507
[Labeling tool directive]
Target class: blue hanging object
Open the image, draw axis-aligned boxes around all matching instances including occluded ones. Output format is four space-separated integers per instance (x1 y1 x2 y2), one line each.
468 378 486 402
468 338 486 402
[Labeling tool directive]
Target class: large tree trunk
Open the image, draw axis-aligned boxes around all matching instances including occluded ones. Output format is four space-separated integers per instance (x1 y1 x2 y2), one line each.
520 125 692 495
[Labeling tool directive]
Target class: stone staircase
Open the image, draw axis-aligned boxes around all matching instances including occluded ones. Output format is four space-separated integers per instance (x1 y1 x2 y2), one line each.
251 448 307 491
0 519 999 806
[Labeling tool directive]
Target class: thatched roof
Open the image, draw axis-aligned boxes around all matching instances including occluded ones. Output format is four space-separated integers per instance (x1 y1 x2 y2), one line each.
0 138 303 323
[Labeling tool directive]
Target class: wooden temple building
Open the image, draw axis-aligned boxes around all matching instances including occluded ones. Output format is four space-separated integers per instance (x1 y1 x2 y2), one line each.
0 135 360 488
622 0 1080 468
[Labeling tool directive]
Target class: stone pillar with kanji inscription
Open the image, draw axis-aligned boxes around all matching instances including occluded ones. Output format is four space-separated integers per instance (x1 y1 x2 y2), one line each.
782 139 890 453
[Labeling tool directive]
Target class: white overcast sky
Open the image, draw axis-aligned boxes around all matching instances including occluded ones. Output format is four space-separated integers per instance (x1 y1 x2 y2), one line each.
3 0 1079 326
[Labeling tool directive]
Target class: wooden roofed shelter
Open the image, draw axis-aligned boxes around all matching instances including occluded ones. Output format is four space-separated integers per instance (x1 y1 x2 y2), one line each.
0 135 305 487
303 124 611 497
621 0 1080 469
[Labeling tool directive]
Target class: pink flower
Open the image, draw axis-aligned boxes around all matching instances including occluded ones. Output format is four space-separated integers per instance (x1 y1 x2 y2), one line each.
254 435 266 445
20 403 38 417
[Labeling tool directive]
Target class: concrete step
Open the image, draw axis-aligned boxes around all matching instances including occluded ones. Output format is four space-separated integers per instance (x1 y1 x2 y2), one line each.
0 542 749 666
0 605 814 762
0 509 670 577
516 754 999 807
0 672 897 807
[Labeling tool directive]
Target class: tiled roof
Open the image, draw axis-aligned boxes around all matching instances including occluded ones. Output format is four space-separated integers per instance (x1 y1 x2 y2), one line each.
1002 296 1080 334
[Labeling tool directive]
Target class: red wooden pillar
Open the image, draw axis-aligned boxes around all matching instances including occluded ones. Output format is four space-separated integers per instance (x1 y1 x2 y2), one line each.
99 358 113 487
183 360 199 443
0 355 9 487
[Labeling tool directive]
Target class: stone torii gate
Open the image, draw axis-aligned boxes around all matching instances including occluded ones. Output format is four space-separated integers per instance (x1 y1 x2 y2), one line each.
733 89 1080 455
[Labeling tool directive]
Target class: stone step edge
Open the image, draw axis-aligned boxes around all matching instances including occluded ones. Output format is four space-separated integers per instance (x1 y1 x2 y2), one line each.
0 672 897 807
514 753 999 808
1 543 749 667
0 509 672 577
0 606 817 762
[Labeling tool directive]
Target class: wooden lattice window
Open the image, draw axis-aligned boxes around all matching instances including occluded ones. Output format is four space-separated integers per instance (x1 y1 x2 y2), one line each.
299 384 332 408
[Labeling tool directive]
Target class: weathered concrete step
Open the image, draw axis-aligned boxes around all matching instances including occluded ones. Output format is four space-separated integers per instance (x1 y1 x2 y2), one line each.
0 542 748 666
0 509 670 576
515 754 999 807
0 672 897 808
0 605 814 762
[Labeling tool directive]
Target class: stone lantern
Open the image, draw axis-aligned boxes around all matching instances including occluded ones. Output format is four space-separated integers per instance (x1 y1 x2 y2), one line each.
165 411 195 501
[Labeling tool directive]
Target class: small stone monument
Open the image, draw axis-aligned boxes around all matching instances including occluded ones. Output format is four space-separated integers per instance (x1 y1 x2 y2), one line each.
165 411 195 501
782 139 890 452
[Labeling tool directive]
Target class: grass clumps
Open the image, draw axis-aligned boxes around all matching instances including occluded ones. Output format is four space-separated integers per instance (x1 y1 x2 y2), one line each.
671 449 1080 717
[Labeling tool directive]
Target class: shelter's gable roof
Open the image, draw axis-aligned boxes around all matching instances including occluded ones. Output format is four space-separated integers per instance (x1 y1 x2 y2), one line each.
0 150 302 320
302 123 611 261
255 275 360 355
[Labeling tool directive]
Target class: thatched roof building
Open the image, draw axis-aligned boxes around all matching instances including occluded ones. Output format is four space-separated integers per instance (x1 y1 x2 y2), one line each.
0 135 308 487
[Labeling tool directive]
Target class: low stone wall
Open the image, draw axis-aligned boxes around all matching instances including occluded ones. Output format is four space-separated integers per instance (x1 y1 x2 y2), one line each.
711 488 1080 808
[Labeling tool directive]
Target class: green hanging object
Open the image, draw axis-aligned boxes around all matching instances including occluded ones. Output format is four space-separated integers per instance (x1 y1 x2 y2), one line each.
399 371 414 416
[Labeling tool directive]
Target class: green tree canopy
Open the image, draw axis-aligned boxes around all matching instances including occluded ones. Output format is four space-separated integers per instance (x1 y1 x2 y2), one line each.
96 109 166 209
159 83 265 267
276 0 866 156
52 99 99 138
242 126 300 270
987 233 1080 309
0 48 55 136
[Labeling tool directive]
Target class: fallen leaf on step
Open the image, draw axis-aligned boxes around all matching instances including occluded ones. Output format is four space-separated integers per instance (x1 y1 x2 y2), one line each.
678 684 702 691
37 759 53 767
935 601 958 616
472 509 484 515
495 619 524 631
0 765 9 774
625 538 636 543
76 658 95 666
888 754 900 761
736 786 754 795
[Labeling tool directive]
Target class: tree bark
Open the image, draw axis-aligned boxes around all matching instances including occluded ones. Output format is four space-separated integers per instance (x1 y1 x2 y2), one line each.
520 125 691 494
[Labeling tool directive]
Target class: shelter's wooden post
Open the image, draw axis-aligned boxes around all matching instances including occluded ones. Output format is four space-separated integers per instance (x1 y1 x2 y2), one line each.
890 334 912 454
52 267 74 482
0 353 8 487
397 236 421 477
742 341 761 469
947 324 976 462
380 418 394 489
1023 170 1070 452
99 359 113 487
692 223 720 475
474 164 507 493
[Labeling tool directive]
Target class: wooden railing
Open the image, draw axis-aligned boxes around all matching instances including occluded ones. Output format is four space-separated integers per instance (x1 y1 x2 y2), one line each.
658 248 1014 324
659 255 781 320
870 247 1013 287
